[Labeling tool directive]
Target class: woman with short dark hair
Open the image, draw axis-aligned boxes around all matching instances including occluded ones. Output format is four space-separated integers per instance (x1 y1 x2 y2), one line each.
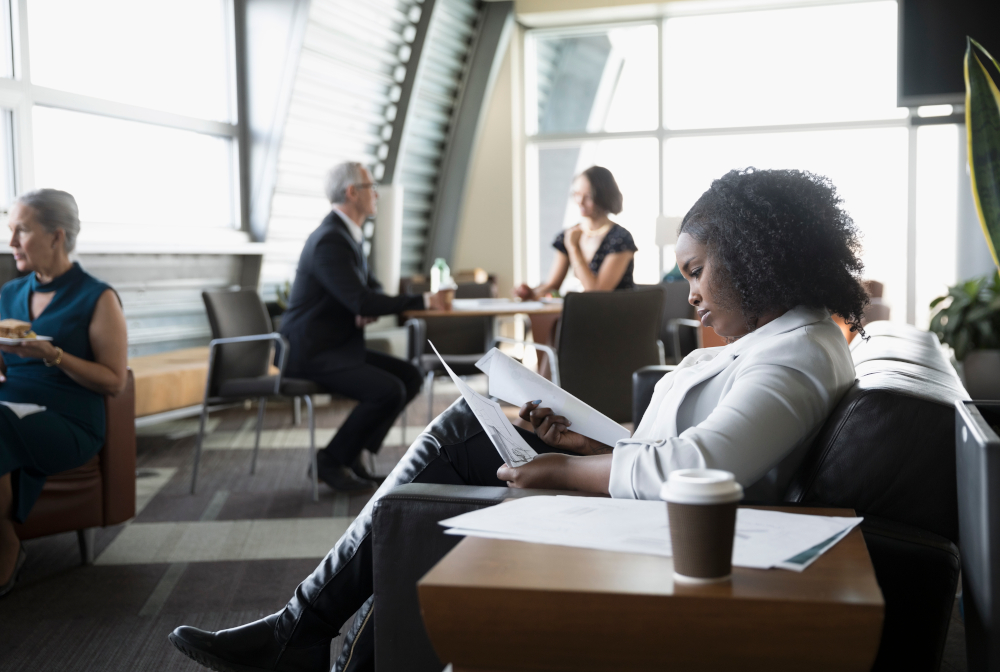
169 168 865 672
515 165 637 300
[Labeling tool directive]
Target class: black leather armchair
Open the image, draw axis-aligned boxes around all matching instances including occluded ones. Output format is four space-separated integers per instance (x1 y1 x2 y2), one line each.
362 320 967 672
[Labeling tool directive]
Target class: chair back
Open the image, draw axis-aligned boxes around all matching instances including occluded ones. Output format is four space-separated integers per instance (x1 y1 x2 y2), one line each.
658 280 695 362
558 287 664 423
399 276 496 357
202 289 273 398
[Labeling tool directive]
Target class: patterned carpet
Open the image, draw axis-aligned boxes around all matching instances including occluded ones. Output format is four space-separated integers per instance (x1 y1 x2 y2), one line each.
0 374 970 671
0 379 478 672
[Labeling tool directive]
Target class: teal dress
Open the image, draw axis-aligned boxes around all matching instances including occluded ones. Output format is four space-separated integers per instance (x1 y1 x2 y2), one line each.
0 263 111 522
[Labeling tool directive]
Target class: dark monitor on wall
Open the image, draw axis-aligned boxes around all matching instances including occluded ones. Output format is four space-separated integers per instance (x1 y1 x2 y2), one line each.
898 0 1000 107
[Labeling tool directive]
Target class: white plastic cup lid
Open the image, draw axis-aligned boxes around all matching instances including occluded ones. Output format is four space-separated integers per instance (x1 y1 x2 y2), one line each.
659 468 743 505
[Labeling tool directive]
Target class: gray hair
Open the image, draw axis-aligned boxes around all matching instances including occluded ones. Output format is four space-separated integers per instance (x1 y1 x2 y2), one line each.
17 189 80 253
324 162 365 204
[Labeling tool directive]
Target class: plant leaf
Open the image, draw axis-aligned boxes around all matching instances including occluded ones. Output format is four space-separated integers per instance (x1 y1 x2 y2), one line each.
956 328 970 361
966 38 1000 270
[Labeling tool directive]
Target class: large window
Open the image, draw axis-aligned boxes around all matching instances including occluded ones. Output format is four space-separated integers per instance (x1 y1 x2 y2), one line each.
0 0 240 245
526 0 961 324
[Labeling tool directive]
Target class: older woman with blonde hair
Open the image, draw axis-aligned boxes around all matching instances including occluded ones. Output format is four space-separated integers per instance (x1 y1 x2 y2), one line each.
0 189 128 597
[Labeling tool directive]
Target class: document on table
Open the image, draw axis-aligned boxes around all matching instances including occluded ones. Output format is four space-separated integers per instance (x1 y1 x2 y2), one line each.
0 402 46 419
475 348 630 448
451 299 546 313
429 341 538 467
439 496 863 572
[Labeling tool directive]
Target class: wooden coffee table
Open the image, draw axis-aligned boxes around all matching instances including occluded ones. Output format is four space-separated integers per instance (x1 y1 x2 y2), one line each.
418 506 883 672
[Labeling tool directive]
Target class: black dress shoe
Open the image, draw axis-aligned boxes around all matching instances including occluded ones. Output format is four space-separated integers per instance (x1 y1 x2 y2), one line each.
0 544 26 598
350 455 383 483
315 451 376 492
169 614 329 672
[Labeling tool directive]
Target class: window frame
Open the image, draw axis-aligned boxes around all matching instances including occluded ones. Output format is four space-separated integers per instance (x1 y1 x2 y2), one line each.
0 0 245 240
522 0 935 324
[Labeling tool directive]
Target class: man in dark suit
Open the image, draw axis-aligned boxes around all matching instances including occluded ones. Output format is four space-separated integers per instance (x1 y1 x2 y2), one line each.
280 161 450 491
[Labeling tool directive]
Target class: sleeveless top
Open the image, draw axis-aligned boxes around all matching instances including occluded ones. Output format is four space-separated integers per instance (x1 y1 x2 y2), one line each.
553 223 637 290
0 263 111 441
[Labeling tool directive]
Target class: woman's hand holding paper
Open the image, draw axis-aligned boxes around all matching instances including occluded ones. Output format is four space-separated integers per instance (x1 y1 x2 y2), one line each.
520 401 613 455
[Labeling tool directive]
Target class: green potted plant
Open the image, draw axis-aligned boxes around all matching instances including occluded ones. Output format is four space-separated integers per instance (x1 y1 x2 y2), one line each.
930 272 1000 397
928 39 1000 397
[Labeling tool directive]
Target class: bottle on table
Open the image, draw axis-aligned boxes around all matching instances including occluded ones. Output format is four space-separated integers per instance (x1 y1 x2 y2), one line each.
430 258 453 293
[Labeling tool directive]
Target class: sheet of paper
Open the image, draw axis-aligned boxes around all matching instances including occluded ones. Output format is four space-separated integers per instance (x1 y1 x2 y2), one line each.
0 401 46 419
775 527 855 572
475 348 630 448
439 496 862 571
429 341 537 467
451 299 546 313
731 508 862 570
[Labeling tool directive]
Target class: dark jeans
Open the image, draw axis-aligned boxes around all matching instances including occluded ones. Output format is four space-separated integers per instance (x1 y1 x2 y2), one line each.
414 426 558 488
278 422 565 659
297 350 422 465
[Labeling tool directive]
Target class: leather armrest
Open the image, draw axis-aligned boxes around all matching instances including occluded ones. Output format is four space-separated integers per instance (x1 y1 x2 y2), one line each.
102 368 136 525
632 365 674 427
371 484 598 672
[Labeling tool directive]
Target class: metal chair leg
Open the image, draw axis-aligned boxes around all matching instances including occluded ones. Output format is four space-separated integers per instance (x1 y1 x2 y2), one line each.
190 402 210 494
77 528 95 565
401 405 407 446
425 370 435 425
250 396 267 475
293 396 302 426
304 395 318 502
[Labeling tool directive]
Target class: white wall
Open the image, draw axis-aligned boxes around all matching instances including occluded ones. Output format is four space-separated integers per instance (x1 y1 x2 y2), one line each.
453 43 517 297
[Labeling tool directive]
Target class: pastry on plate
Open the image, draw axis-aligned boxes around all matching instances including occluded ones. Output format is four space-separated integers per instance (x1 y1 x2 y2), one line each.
0 319 36 339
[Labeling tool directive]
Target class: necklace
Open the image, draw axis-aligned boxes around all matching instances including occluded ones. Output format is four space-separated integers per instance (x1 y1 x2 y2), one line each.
581 222 612 238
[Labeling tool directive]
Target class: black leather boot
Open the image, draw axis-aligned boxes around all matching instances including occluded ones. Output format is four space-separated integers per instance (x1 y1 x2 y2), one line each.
169 613 329 672
169 398 478 672
170 534 374 672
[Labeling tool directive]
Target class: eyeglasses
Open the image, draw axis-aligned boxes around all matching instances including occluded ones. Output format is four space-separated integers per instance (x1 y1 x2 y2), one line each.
355 183 379 193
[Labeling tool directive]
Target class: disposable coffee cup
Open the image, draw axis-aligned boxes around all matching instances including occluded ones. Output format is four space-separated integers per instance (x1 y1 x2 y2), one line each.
660 469 743 584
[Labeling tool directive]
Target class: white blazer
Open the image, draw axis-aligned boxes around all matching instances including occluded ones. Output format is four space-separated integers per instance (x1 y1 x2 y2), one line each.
609 305 856 501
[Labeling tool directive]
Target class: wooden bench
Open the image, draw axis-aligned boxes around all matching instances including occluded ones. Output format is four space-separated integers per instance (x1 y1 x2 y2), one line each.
129 347 210 423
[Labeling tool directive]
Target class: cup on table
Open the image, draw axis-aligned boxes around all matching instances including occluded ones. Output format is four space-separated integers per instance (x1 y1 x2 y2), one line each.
660 469 743 584
428 288 454 311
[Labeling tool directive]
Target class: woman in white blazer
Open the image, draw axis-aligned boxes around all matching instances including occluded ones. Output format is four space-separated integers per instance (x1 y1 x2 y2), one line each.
501 167 865 497
169 168 871 672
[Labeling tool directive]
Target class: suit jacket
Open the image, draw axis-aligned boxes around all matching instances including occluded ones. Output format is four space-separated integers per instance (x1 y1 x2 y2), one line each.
280 210 424 372
609 306 856 501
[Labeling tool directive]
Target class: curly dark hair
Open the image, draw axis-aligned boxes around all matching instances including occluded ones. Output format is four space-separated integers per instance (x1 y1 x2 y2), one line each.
679 168 869 336
580 166 623 215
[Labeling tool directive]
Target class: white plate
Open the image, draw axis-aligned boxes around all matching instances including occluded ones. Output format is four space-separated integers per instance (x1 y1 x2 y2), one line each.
0 336 53 344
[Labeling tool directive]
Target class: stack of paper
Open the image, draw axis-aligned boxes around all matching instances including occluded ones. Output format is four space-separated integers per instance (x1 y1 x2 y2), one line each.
475 349 629 448
439 496 862 572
